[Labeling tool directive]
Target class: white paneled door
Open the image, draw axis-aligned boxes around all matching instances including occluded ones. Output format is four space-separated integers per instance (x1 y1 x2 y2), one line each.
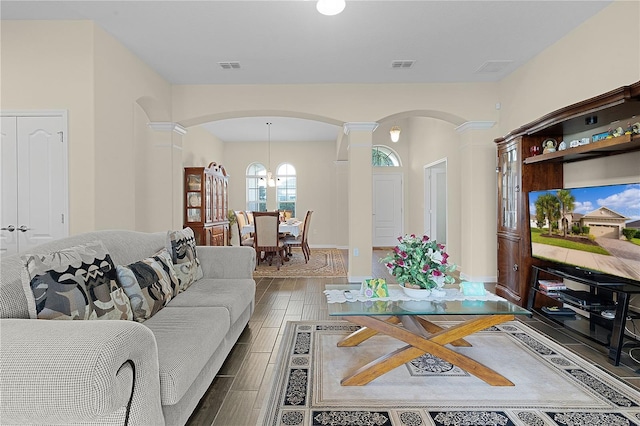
373 173 403 247
424 160 447 244
1 114 68 256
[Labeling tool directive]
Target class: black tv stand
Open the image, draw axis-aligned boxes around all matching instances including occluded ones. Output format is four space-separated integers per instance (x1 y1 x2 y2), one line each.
528 265 640 366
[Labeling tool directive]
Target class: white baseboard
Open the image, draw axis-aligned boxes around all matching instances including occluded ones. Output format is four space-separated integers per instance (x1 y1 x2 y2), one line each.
308 244 340 249
460 272 497 283
347 275 371 283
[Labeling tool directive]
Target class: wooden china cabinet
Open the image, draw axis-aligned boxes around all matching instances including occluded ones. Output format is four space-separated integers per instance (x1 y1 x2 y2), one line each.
495 136 562 306
495 80 640 307
183 162 229 246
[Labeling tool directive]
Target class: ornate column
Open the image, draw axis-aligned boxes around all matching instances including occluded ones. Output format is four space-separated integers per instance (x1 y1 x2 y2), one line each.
343 122 378 282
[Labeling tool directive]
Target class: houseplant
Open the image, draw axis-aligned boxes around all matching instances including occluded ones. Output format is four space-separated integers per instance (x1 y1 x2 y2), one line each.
381 234 456 297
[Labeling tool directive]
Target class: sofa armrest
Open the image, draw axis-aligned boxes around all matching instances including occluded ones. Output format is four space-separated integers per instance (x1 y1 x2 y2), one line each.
0 319 164 425
197 246 256 279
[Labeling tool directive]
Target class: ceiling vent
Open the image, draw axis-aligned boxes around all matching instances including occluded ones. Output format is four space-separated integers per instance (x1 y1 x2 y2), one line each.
218 61 241 70
391 60 415 69
475 60 513 74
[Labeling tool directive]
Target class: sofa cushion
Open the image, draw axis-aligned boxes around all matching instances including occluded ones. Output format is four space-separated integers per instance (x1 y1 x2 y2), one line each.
21 241 133 321
167 278 255 325
116 249 179 322
166 228 204 292
143 306 230 405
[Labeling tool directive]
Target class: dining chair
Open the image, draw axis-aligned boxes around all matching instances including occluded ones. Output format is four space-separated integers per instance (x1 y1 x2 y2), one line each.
234 211 254 247
252 211 287 269
284 210 313 263
244 211 253 225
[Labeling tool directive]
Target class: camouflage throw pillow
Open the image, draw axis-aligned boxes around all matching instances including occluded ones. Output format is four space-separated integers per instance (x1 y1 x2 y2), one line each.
21 241 133 321
166 227 203 291
116 248 180 322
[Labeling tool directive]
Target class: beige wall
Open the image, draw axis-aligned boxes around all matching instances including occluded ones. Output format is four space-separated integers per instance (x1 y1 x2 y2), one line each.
498 1 639 134
1 20 173 234
183 126 225 168
1 21 96 233
222 139 337 247
93 25 173 231
406 118 462 262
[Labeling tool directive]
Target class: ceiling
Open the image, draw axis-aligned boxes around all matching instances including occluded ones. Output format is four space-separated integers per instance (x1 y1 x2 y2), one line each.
2 0 612 142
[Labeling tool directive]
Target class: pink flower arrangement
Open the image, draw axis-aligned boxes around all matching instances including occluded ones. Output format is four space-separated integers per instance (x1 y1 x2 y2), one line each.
381 234 456 290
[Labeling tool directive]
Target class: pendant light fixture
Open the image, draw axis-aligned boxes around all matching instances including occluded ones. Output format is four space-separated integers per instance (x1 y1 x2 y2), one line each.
317 0 346 16
390 125 401 143
265 122 276 187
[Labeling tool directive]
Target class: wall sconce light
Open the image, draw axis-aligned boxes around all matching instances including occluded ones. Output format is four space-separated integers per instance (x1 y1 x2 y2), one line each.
389 125 401 143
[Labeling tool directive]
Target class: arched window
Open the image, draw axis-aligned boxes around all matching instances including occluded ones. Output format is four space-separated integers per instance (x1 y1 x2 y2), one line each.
276 163 296 217
372 145 401 167
246 163 267 212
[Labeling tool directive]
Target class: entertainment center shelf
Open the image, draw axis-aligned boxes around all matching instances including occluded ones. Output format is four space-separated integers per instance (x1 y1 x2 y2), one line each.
494 80 640 352
528 265 640 365
523 134 640 164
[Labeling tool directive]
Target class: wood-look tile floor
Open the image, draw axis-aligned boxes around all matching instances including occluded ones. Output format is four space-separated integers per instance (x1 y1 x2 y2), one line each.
185 249 640 426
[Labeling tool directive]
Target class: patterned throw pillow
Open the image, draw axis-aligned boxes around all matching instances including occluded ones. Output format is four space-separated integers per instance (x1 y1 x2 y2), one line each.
116 248 180 322
21 241 133 321
166 227 203 291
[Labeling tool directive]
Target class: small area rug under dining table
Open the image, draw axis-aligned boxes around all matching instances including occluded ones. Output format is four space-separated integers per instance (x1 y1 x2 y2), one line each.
253 248 346 278
258 320 640 426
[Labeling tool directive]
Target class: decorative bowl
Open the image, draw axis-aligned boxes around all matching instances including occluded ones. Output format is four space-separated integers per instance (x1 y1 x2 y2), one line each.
399 283 432 299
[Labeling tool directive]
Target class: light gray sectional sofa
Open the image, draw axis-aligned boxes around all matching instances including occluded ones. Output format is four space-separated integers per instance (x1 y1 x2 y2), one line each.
0 230 256 426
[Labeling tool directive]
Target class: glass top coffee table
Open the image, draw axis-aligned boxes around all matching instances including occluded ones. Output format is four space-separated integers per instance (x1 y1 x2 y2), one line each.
325 284 531 387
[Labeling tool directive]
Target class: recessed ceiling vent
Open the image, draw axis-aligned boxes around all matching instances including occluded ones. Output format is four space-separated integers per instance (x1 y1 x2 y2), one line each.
391 60 415 69
475 60 513 74
218 61 241 70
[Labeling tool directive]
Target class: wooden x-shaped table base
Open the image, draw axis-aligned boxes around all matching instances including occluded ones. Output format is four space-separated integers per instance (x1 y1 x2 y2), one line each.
337 314 515 386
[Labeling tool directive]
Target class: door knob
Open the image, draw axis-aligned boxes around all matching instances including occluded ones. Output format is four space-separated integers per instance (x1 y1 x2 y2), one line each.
17 225 31 232
1 225 16 232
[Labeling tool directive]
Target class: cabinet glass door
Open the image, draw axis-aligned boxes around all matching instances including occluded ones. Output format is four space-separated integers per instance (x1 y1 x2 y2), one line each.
185 170 204 224
499 142 519 231
205 175 213 223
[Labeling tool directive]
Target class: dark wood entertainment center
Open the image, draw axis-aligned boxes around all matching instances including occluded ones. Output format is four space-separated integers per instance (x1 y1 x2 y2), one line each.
495 81 640 365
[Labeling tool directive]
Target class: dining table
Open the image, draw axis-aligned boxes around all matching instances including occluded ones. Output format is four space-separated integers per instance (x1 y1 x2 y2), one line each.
241 221 303 237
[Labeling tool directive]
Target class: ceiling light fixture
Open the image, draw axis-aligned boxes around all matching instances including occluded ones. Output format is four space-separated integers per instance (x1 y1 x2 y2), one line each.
390 125 401 143
316 0 345 16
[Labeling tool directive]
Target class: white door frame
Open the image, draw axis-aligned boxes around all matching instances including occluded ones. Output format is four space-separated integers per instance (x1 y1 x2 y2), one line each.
423 159 447 243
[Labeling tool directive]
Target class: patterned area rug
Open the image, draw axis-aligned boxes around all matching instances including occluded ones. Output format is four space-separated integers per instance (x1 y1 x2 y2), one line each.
259 320 640 426
253 249 346 278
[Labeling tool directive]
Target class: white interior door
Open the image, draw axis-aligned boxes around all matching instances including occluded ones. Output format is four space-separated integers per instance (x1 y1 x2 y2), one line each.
1 113 68 256
373 173 403 246
424 160 447 244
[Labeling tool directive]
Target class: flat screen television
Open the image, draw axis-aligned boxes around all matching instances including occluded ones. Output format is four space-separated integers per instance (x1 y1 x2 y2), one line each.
528 183 640 284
